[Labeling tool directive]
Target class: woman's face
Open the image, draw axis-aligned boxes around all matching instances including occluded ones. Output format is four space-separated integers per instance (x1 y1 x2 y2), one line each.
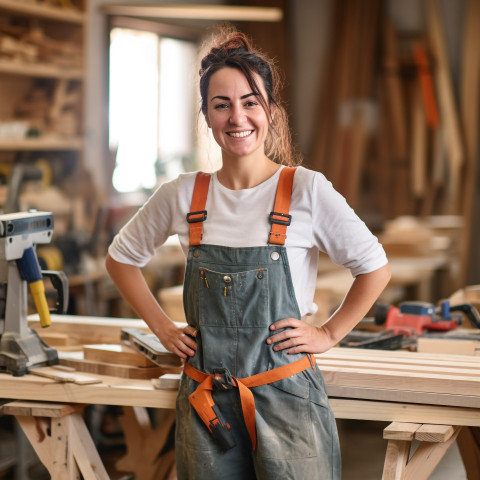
205 67 271 161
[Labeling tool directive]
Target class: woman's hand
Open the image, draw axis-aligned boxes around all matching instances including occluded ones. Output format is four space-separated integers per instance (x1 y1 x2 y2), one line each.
158 323 198 360
266 318 335 355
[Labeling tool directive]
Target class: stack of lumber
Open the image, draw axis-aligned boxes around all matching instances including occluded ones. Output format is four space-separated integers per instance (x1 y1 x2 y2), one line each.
310 0 479 223
28 314 183 380
317 347 480 408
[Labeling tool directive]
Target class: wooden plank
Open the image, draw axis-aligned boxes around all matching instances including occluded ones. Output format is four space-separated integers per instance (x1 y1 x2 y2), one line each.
59 356 174 380
3 401 82 418
383 422 421 441
83 344 156 367
417 337 480 356
318 358 480 377
29 367 102 385
427 0 464 213
321 366 480 397
410 82 427 199
330 399 480 426
414 424 455 442
152 373 182 390
459 0 480 285
326 384 480 409
317 347 480 366
29 314 171 346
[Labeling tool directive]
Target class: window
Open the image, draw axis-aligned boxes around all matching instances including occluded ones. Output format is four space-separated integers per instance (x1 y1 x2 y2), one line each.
109 27 198 193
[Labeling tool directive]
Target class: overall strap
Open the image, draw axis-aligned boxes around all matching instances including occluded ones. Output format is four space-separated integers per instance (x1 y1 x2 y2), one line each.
269 166 296 245
187 172 211 246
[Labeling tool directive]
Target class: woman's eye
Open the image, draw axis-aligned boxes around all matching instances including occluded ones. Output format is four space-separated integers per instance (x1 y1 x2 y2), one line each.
214 103 229 110
245 101 258 107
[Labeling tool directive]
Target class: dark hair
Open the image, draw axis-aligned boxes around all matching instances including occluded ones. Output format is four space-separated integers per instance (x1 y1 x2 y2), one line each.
199 27 301 166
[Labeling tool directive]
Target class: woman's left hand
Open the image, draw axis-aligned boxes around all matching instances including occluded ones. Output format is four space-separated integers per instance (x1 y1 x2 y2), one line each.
267 318 335 355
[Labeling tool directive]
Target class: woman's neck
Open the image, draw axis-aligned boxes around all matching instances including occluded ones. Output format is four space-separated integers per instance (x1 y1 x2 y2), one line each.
217 155 281 190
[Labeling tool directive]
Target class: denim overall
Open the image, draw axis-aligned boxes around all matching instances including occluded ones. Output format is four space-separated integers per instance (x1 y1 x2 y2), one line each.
175 170 341 480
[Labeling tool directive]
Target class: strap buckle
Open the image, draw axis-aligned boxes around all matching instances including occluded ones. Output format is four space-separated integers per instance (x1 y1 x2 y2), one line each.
213 368 235 390
186 210 207 223
269 211 292 226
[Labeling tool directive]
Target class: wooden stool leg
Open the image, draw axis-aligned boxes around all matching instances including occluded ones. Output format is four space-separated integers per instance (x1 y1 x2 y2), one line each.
51 416 80 480
404 428 460 480
68 412 109 480
457 426 480 479
382 439 411 480
14 416 57 476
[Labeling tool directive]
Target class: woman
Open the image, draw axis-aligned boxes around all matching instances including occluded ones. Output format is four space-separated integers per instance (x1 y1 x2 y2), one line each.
106 28 391 480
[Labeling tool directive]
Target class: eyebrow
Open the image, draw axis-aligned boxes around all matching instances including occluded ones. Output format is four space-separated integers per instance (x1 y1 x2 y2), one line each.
210 93 257 102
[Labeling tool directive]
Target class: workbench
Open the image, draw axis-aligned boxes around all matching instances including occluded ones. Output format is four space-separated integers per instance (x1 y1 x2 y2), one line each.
1 315 479 479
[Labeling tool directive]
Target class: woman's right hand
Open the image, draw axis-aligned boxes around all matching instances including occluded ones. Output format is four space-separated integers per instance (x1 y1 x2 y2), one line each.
158 322 198 360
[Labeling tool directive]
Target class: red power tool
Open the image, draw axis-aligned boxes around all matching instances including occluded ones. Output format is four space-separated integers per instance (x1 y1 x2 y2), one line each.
374 300 480 335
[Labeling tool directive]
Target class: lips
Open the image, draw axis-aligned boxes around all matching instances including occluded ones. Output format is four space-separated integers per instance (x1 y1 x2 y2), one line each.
227 130 253 138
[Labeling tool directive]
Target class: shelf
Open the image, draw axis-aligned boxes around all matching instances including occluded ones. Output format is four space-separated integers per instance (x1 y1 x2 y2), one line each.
0 0 85 24
0 136 84 151
0 59 84 80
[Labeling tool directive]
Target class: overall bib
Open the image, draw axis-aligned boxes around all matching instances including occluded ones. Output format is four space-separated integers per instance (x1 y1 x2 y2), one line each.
175 168 341 480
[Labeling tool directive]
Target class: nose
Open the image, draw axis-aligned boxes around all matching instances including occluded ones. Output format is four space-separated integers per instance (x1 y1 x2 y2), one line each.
229 104 245 125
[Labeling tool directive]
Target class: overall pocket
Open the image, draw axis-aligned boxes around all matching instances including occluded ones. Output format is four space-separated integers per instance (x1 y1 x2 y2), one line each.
198 267 270 327
253 374 315 460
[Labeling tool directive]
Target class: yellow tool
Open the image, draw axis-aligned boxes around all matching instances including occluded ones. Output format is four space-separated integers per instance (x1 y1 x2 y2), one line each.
0 211 69 376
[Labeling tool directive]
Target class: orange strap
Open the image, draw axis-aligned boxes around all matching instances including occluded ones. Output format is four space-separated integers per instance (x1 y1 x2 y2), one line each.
184 353 315 451
187 172 211 246
268 167 296 245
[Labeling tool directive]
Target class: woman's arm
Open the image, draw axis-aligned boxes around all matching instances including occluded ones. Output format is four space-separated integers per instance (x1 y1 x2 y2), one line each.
105 253 197 359
267 263 391 354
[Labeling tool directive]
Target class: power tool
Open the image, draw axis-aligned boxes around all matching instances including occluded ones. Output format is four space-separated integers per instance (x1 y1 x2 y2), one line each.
374 300 480 335
0 211 69 376
341 300 480 350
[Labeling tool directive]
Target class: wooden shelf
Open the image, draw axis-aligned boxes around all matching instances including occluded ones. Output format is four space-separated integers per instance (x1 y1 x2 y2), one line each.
0 136 84 151
0 59 84 80
0 0 85 24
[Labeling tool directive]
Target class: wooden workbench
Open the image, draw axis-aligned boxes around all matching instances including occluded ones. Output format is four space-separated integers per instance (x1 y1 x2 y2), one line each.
2 315 479 479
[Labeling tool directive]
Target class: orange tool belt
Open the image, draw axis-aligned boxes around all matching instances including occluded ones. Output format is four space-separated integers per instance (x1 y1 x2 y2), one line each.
184 354 316 451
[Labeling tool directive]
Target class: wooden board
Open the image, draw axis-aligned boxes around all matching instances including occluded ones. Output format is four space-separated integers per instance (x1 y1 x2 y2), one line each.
59 355 179 380
83 344 156 367
2 401 83 418
29 366 102 385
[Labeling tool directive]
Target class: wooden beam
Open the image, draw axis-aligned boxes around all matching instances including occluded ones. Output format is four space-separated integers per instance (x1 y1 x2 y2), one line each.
100 4 283 22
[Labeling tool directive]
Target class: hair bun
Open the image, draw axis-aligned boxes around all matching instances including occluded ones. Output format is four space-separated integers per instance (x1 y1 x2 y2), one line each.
199 29 253 74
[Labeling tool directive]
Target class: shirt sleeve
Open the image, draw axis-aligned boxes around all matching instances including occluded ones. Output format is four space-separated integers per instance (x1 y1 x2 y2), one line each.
312 172 388 276
108 177 179 267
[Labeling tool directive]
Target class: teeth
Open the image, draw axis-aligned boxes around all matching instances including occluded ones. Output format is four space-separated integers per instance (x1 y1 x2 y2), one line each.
229 130 253 138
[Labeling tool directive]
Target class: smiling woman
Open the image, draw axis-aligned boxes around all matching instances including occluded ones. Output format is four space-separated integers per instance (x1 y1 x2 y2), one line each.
106 26 390 480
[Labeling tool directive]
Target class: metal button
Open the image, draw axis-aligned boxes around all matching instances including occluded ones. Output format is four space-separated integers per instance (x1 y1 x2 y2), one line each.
223 275 232 283
270 251 280 261
193 249 201 258
257 272 263 279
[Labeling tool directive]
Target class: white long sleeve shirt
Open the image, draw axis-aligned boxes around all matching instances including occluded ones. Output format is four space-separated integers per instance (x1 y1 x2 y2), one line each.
108 166 388 317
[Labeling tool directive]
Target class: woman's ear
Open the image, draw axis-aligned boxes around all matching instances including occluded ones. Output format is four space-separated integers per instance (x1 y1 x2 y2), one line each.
204 113 211 128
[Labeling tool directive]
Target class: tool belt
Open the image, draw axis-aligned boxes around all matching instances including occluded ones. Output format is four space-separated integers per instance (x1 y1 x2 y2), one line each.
184 354 316 451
